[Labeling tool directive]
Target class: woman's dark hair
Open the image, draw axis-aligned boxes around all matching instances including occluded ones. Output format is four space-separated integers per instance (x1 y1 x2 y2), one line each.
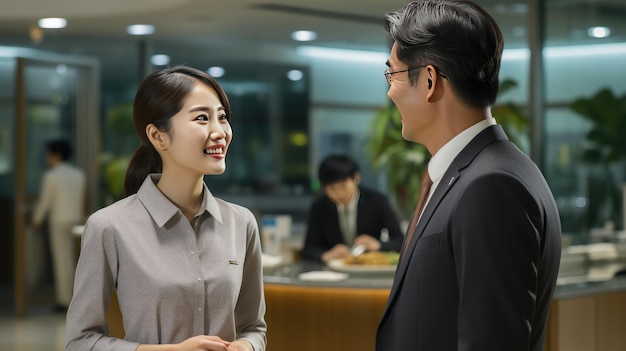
124 65 231 196
318 154 359 186
385 0 504 108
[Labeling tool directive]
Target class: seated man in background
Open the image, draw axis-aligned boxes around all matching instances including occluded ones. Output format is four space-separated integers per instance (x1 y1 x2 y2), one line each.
302 154 403 263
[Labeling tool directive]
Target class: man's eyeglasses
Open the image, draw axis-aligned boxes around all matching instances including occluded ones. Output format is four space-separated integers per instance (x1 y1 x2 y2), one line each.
384 66 425 86
384 65 447 86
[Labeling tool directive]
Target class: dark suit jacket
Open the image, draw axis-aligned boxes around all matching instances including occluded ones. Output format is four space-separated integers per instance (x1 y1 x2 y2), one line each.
376 125 562 351
302 187 404 262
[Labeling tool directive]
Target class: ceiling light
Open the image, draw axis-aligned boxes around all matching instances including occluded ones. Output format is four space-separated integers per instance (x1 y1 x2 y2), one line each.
291 30 317 42
545 42 626 58
587 26 611 39
207 66 225 78
150 54 170 66
38 18 67 29
127 24 156 36
287 70 303 81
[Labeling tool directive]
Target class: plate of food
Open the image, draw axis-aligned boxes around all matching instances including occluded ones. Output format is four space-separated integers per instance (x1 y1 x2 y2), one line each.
327 251 400 273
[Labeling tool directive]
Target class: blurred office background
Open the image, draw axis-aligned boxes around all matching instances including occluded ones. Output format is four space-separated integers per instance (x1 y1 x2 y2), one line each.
0 0 625 319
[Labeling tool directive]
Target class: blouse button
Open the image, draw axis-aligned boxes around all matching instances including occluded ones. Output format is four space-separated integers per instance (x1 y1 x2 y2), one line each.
197 277 202 282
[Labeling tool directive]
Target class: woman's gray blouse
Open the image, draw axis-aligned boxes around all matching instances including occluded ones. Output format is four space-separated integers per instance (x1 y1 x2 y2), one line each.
65 174 267 351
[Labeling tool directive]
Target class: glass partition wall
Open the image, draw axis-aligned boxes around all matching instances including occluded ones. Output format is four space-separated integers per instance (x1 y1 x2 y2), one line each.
543 0 626 244
0 1 626 314
0 49 99 315
0 57 17 303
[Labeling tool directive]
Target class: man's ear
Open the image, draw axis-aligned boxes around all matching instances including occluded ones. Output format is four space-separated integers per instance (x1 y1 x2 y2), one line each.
425 65 439 100
146 124 167 150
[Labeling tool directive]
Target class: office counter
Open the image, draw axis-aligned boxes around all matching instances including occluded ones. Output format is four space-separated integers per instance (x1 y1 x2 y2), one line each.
263 261 392 351
262 260 626 351
103 260 626 351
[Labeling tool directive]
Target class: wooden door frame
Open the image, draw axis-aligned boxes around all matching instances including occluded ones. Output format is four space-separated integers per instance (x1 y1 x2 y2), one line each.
11 53 99 316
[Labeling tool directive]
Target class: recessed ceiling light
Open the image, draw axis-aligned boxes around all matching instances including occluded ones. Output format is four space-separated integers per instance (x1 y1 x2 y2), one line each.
287 70 303 81
588 26 611 38
150 54 170 66
127 24 156 36
207 66 225 78
291 30 317 42
38 18 67 29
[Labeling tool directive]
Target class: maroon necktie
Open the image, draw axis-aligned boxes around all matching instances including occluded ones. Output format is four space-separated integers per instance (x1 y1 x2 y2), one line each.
402 168 433 259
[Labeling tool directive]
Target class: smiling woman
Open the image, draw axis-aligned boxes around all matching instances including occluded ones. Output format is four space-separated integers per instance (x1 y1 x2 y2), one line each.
65 66 267 351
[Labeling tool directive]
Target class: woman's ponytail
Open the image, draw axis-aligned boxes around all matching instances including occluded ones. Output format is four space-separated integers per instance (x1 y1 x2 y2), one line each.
123 143 162 196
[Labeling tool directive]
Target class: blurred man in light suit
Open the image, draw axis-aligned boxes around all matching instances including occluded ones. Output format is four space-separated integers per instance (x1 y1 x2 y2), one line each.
33 139 86 311
376 1 562 350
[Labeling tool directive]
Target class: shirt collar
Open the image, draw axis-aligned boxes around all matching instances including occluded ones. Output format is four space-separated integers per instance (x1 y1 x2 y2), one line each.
337 188 360 213
428 118 496 184
137 174 223 228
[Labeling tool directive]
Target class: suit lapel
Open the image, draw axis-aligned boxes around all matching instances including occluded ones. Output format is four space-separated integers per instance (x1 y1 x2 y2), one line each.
379 125 509 326
391 165 460 284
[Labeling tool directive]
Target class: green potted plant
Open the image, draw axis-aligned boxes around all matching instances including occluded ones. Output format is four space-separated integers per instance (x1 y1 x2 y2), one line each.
570 88 626 229
367 78 529 219
100 103 135 204
367 101 430 219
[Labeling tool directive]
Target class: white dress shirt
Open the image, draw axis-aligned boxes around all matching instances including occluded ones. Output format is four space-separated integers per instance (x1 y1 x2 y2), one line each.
337 190 360 244
423 118 497 213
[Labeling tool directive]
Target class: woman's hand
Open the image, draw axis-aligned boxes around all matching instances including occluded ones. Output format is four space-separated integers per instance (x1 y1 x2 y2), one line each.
227 339 253 351
138 335 230 351
176 335 230 351
138 335 254 351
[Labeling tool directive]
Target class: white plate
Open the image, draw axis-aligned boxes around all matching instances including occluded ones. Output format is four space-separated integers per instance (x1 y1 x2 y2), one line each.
298 271 349 282
327 259 397 273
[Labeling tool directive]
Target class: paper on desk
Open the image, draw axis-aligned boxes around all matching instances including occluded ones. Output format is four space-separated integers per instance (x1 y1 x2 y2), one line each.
298 271 348 282
262 253 284 268
563 243 618 261
587 263 625 282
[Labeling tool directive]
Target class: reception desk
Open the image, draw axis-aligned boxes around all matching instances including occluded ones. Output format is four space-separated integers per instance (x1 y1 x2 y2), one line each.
263 260 626 351
104 260 626 351
262 261 392 351
263 284 388 350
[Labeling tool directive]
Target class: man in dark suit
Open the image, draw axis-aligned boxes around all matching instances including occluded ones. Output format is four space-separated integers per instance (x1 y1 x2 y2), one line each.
376 1 562 350
302 154 403 263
